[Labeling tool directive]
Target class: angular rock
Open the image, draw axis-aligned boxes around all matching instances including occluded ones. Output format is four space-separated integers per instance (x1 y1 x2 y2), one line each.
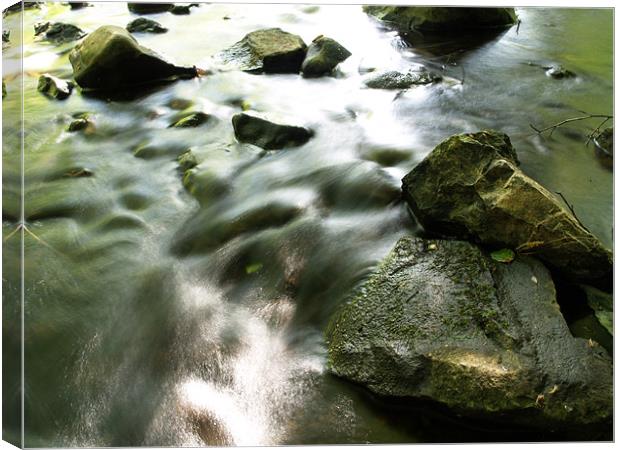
217 28 307 73
327 236 612 431
401 130 613 288
69 25 197 91
169 112 212 128
301 35 351 78
34 22 86 43
126 18 168 34
37 74 74 100
364 69 441 89
127 2 173 14
363 6 517 33
232 113 313 150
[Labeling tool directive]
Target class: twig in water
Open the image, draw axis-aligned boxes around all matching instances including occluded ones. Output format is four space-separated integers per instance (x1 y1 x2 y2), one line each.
530 113 613 138
555 191 589 231
516 19 522 35
585 117 611 145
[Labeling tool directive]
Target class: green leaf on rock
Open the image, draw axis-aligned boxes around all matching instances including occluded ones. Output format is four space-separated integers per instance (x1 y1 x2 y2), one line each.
491 248 515 263
245 262 263 274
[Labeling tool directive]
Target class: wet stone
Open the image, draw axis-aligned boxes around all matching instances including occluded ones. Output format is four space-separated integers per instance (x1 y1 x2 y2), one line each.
127 2 174 14
169 112 212 128
217 28 307 73
126 18 168 34
37 74 74 100
301 35 352 78
232 113 313 150
545 65 576 79
364 69 441 89
34 21 86 43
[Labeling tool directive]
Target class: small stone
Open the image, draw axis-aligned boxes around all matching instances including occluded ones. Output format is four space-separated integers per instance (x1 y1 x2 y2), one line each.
2 30 9 42
170 4 197 15
37 74 74 100
169 112 212 128
301 35 351 78
545 65 576 79
67 118 92 132
68 2 89 9
365 69 441 89
34 22 86 43
232 113 313 150
126 17 168 34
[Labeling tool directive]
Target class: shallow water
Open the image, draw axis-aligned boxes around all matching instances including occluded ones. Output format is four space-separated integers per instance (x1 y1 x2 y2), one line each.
2 3 613 446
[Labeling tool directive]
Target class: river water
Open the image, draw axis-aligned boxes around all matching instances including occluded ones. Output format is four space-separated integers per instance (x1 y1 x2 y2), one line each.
2 3 613 446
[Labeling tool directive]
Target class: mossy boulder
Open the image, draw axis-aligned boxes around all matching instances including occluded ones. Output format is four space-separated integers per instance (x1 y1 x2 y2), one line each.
37 74 74 100
363 6 517 33
301 36 351 78
402 130 613 289
364 69 441 89
126 18 168 34
217 28 307 73
232 112 313 150
327 236 612 431
34 21 86 43
69 25 197 90
127 3 174 14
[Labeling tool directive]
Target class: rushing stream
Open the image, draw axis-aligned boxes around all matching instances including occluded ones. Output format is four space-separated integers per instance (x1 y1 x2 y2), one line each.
2 3 613 446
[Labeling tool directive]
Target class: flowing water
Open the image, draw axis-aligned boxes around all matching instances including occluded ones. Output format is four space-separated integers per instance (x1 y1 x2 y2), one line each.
2 3 613 446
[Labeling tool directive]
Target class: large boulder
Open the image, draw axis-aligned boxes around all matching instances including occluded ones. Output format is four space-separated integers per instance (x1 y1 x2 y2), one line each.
69 25 197 91
301 36 351 78
232 113 313 150
327 236 612 432
217 28 307 73
402 130 612 288
363 6 517 33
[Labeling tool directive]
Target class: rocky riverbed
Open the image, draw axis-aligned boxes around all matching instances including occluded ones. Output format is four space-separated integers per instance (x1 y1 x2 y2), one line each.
2 2 613 446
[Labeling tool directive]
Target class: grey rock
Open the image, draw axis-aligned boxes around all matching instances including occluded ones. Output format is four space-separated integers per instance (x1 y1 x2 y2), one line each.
363 6 517 33
37 74 74 100
301 35 351 78
34 21 86 43
327 236 612 430
126 17 168 34
364 69 441 89
217 28 307 73
232 112 313 150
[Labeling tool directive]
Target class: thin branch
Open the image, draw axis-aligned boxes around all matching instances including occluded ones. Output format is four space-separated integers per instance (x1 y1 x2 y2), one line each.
555 191 589 231
530 114 613 137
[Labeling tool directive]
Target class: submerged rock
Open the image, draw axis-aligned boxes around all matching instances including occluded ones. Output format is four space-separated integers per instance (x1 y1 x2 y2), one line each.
126 17 168 34
169 112 212 128
594 127 613 157
170 4 198 15
69 25 197 91
68 2 89 9
363 6 517 33
301 36 351 78
402 130 612 288
67 117 93 132
327 236 612 431
34 21 86 43
37 74 74 100
217 28 307 73
545 65 576 79
2 80 6 98
364 69 441 89
232 113 313 150
2 30 9 42
127 2 174 14
178 150 198 172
